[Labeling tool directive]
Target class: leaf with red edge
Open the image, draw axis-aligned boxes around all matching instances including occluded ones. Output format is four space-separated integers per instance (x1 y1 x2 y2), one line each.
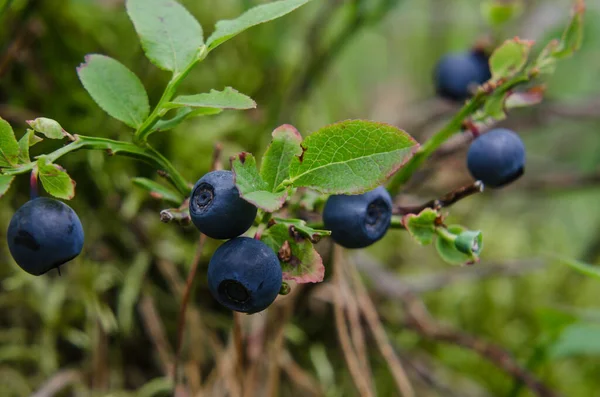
37 157 76 200
261 223 325 283
231 152 287 212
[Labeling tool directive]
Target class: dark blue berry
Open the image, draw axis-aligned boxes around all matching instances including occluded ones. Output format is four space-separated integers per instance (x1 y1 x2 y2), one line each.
7 197 84 276
467 128 526 188
323 186 393 249
189 170 257 239
207 237 282 313
434 50 491 101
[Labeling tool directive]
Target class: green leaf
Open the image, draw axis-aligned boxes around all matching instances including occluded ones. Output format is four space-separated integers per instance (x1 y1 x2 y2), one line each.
489 38 532 81
261 124 303 191
206 0 312 51
272 217 331 243
231 152 287 212
549 323 600 358
435 225 481 265
261 223 325 283
132 177 184 205
37 158 76 200
18 129 43 163
126 0 204 74
552 0 585 59
481 0 524 27
0 117 20 167
556 257 600 280
153 107 223 133
168 87 256 110
27 117 65 139
118 253 151 335
77 54 150 128
402 208 439 245
0 175 14 198
287 120 418 194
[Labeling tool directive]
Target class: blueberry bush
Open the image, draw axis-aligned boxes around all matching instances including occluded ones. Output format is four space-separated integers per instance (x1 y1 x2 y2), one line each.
0 0 597 396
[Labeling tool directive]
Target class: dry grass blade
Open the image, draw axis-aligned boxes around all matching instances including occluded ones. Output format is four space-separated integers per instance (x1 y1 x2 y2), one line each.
348 258 415 397
332 245 374 397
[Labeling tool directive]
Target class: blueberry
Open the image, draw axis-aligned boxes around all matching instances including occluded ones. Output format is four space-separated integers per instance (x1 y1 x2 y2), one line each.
323 186 393 249
207 237 282 313
434 50 491 101
7 197 84 276
467 128 526 188
189 170 257 239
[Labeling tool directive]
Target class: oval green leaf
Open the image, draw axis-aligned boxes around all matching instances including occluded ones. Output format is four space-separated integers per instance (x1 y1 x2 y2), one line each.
287 120 419 194
77 54 150 128
126 0 204 73
207 0 312 51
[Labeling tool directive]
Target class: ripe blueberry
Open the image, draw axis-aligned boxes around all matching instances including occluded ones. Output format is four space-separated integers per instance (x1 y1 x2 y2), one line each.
189 170 257 239
467 128 526 188
7 197 84 276
207 237 282 313
434 50 491 101
323 186 393 249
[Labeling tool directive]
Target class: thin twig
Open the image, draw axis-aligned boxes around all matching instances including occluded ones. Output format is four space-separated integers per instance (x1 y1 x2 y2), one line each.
265 288 300 397
395 181 484 215
30 370 82 397
173 234 207 383
400 294 560 397
332 246 374 397
339 259 373 392
139 293 175 377
280 350 323 396
347 258 415 397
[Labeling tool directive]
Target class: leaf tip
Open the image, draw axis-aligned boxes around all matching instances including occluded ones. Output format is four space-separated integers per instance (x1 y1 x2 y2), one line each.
272 124 302 140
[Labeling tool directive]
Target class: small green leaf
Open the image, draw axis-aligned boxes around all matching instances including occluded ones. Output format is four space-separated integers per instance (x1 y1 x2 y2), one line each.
261 223 325 283
168 87 256 110
482 91 508 121
272 217 331 243
481 0 524 27
18 130 43 163
403 208 439 245
489 38 533 81
77 54 150 128
27 117 64 140
435 225 481 265
132 177 184 205
556 257 600 280
153 107 223 133
207 0 312 51
552 0 585 59
0 117 20 167
261 124 303 191
37 158 76 200
287 120 419 194
231 152 287 212
126 0 204 73
0 175 15 198
550 323 600 358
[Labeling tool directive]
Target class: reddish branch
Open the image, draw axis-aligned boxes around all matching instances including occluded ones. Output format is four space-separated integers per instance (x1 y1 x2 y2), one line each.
395 181 484 215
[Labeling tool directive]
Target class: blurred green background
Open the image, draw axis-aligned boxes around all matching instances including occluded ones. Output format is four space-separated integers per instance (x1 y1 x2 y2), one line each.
1 0 600 396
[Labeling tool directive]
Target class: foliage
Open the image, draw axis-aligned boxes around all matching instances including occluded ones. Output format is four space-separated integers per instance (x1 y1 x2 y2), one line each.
0 0 598 395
